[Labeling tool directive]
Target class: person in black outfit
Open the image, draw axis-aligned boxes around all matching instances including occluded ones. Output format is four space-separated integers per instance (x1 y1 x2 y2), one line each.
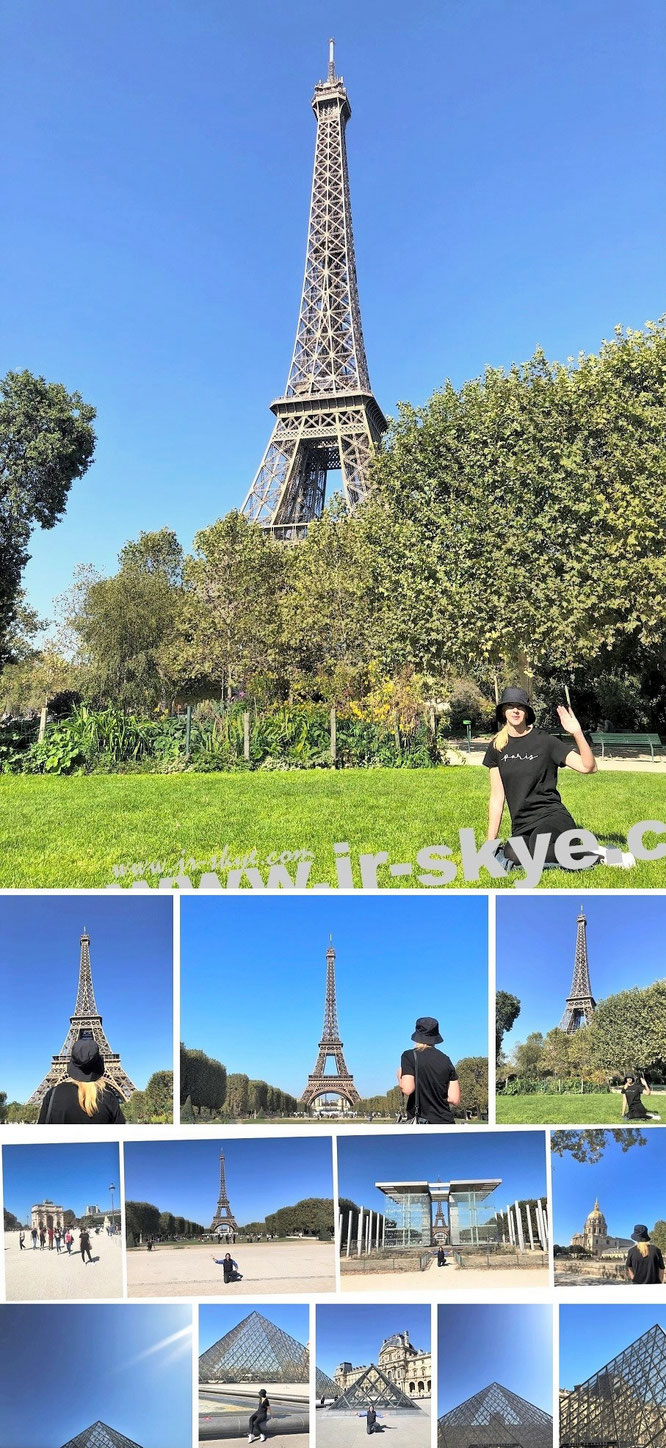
483 687 616 871
621 1073 661 1121
437 1245 447 1267
397 1017 460 1125
37 1039 125 1125
248 1388 271 1441
79 1228 93 1265
213 1251 243 1283
626 1225 665 1284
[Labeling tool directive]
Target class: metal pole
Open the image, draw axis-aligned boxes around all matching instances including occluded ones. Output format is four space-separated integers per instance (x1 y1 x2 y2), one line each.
243 709 250 761
185 704 192 757
514 1200 525 1251
38 706 47 743
357 1206 364 1257
506 1205 515 1246
382 1215 386 1248
346 1211 352 1258
536 1198 545 1249
330 705 337 765
526 1205 535 1250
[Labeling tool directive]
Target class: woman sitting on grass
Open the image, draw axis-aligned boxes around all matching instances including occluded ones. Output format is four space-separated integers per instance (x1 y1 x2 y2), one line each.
621 1073 661 1121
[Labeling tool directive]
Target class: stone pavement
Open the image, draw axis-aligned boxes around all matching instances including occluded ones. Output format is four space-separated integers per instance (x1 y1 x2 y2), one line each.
316 1407 430 1446
340 1258 548 1292
5 1230 123 1300
127 1240 336 1297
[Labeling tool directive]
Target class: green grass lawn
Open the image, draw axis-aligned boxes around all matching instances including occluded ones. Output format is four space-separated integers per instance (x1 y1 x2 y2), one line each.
0 766 663 888
496 1093 666 1125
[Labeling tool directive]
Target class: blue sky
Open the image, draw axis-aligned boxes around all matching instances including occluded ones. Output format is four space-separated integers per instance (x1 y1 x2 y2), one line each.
181 895 488 1095
317 1304 430 1379
199 1303 309 1357
0 895 173 1099
337 1131 547 1214
551 1131 664 1246
437 1305 552 1413
124 1136 333 1225
0 1303 192 1448
1 0 663 621
497 895 666 1042
560 1307 666 1389
3 1142 120 1223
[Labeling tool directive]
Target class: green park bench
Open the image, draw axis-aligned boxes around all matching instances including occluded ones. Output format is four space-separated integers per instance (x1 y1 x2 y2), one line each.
590 731 664 760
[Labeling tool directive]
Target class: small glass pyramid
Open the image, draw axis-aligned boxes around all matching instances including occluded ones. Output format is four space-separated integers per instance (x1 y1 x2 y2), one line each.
331 1363 421 1411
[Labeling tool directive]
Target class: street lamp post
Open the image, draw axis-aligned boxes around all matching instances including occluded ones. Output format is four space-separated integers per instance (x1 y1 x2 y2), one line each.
109 1183 116 1236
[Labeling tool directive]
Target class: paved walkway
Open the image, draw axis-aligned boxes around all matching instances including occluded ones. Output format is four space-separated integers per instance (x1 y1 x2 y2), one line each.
127 1240 335 1297
340 1259 548 1292
463 744 665 772
5 1231 123 1300
316 1408 430 1446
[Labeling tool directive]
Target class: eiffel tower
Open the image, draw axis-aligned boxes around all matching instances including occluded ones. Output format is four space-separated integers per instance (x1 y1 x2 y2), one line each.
241 40 386 539
209 1147 239 1237
27 930 136 1105
559 907 597 1033
301 938 360 1112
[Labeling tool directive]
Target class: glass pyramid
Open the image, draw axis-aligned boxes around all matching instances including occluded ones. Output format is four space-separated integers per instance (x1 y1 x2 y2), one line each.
331 1363 421 1411
316 1366 340 1399
199 1309 309 1383
560 1323 666 1448
60 1424 143 1448
439 1382 553 1448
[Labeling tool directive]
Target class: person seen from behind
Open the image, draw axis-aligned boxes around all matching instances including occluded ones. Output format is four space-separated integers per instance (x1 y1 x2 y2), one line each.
626 1225 665 1284
397 1017 460 1124
37 1039 125 1124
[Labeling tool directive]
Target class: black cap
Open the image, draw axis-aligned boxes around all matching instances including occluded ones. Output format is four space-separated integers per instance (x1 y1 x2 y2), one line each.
68 1038 105 1082
494 686 536 728
631 1224 650 1242
411 1017 443 1045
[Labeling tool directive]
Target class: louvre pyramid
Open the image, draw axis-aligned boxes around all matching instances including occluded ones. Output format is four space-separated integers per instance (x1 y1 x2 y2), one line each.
331 1363 421 1411
199 1309 309 1383
60 1424 143 1448
560 1323 666 1448
316 1366 340 1399
439 1382 553 1448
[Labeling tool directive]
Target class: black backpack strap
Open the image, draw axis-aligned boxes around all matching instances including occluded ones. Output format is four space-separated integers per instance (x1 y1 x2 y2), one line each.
44 1087 57 1124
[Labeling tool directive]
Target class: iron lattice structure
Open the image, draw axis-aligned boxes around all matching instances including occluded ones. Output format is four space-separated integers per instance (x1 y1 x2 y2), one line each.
199 1309 309 1383
438 1382 553 1448
560 1323 666 1448
241 40 386 538
60 1423 143 1448
209 1147 239 1235
27 931 136 1106
301 939 360 1110
559 908 597 1032
317 1366 341 1399
331 1363 421 1412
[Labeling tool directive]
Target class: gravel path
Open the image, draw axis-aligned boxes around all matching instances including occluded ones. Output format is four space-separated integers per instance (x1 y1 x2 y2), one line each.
5 1231 123 1300
127 1240 335 1297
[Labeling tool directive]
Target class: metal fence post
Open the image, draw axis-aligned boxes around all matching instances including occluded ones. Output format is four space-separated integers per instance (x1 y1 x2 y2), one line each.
185 704 192 758
243 709 250 761
330 705 337 765
38 706 47 743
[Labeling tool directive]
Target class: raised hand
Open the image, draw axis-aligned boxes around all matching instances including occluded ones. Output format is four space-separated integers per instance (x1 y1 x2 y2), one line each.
556 704 581 734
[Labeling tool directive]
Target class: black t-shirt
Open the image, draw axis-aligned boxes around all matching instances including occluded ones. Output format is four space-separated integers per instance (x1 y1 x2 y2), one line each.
482 728 572 836
626 1244 664 1283
37 1082 125 1125
400 1047 458 1124
623 1084 649 1120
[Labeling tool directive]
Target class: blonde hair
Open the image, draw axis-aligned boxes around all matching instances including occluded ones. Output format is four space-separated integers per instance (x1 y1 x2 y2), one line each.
492 708 532 752
415 1043 434 1052
636 1241 651 1258
63 1075 110 1117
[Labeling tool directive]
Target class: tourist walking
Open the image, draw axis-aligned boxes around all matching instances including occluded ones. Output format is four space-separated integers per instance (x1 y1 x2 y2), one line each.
31 1227 37 1249
65 1229 73 1254
47 1225 54 1250
213 1251 243 1283
397 1017 460 1125
626 1225 665 1284
248 1388 271 1441
621 1073 661 1121
54 1228 62 1252
39 1227 46 1250
483 688 626 870
37 1039 125 1124
80 1228 93 1265
19 1231 25 1251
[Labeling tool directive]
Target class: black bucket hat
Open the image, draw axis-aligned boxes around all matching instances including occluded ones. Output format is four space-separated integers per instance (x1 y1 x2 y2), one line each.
494 686 536 728
412 1016 443 1045
631 1224 650 1242
68 1038 105 1082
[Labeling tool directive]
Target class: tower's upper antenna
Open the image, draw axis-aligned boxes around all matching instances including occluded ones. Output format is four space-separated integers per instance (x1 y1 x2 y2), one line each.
328 37 335 81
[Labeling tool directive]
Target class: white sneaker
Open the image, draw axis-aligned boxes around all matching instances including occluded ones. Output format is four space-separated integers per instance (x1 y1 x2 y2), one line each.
593 846 636 869
260 1438 267 1443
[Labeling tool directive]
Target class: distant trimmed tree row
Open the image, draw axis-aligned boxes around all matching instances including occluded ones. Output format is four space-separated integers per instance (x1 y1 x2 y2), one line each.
180 1044 299 1119
124 1200 205 1246
239 1197 335 1240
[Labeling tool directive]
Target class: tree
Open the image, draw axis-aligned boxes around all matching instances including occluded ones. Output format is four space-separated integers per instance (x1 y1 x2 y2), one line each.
0 1091 6 1125
68 528 184 710
180 1045 227 1113
651 1220 666 1255
143 1070 174 1120
541 1029 574 1079
496 992 521 1064
551 1129 647 1162
225 1072 250 1117
4 1208 20 1230
0 370 96 667
124 1200 161 1245
512 1033 545 1079
455 1057 488 1116
586 982 666 1078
